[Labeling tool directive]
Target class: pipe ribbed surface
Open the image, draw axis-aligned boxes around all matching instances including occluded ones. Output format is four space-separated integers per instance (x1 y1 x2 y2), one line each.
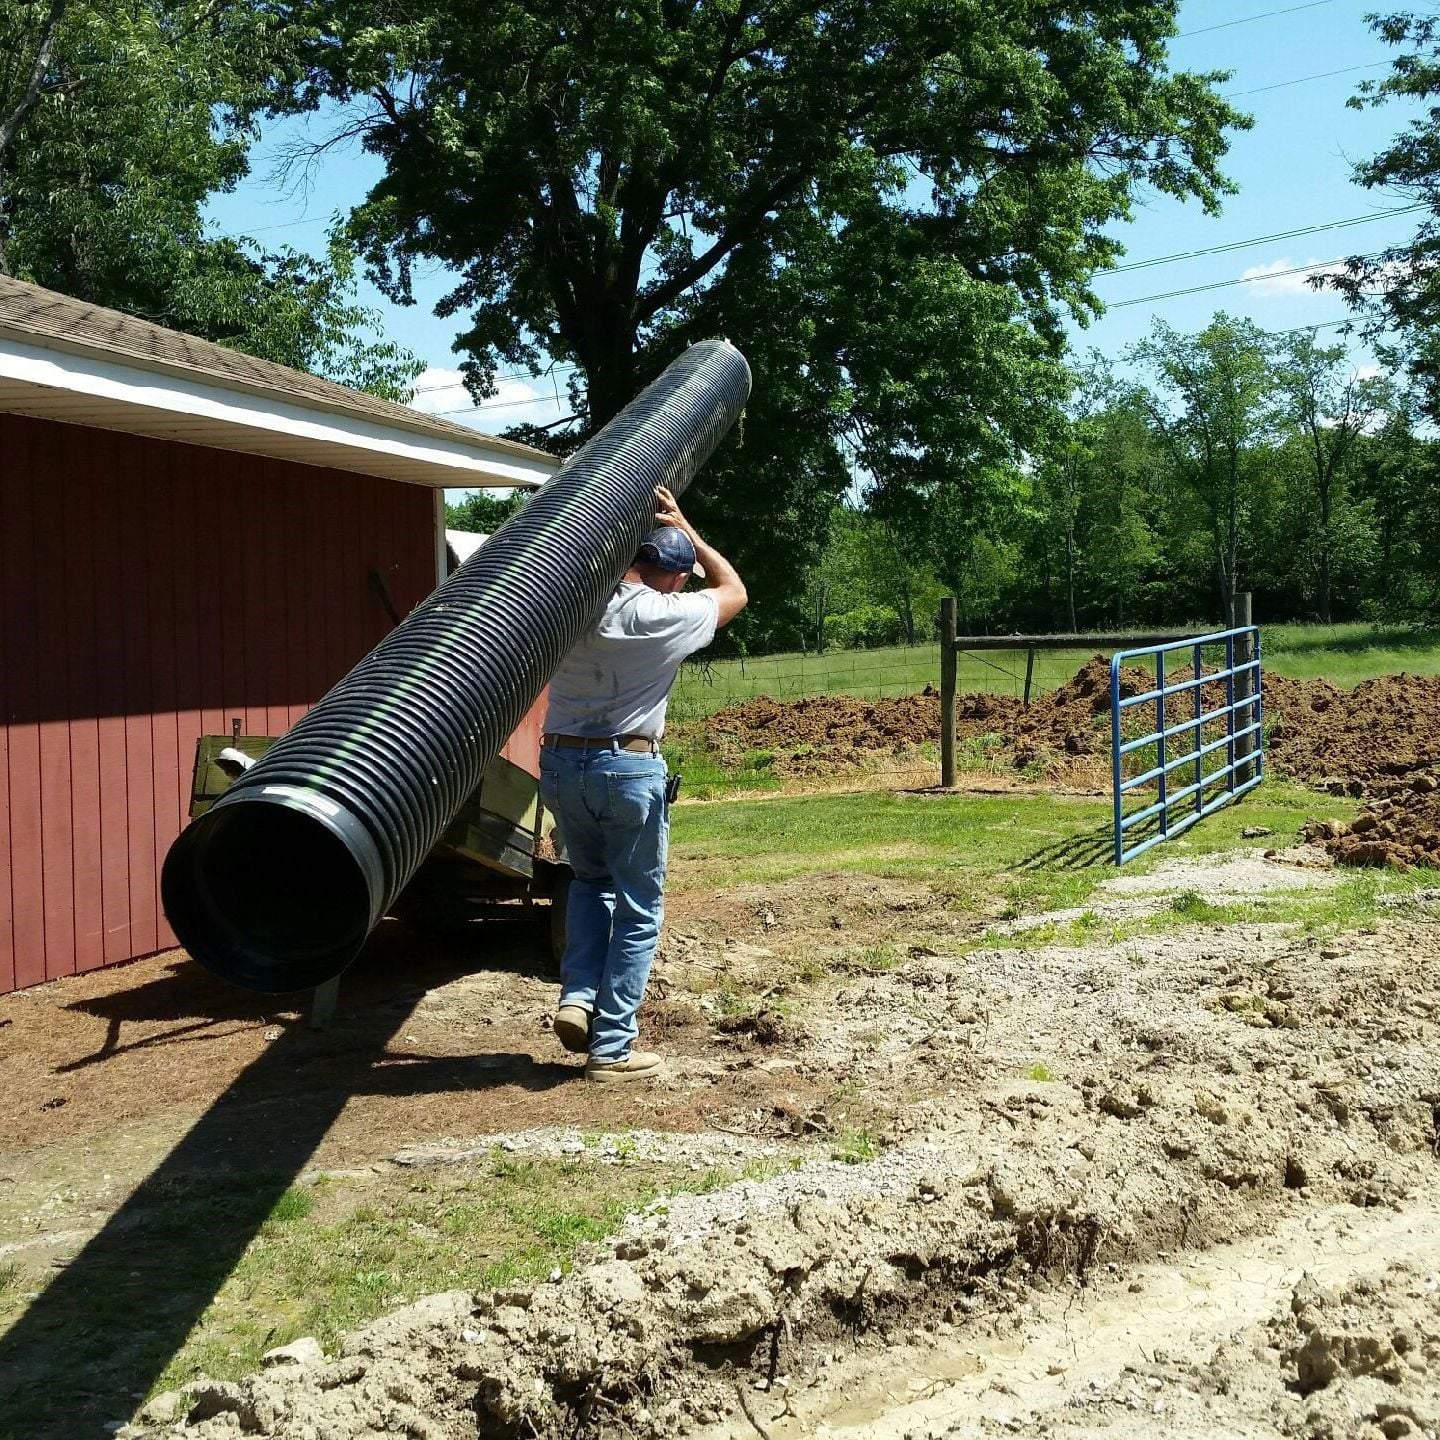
162 340 751 992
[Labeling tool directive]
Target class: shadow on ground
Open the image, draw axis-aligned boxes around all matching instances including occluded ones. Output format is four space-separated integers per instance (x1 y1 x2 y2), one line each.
1015 819 1118 871
0 920 569 1440
1272 626 1440 658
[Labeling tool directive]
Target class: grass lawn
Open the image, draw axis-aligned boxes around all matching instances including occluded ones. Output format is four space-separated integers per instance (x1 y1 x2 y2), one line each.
0 1148 786 1431
669 779 1437 964
668 621 1440 722
668 777 1362 917
3 778 1424 1433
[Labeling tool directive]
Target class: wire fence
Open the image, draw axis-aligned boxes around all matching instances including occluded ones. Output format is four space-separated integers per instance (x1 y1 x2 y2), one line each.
662 625 1244 801
669 642 944 724
663 638 1125 797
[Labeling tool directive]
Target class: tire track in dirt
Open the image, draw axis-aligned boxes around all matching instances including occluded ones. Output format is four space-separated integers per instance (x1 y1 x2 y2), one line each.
704 1199 1440 1440
122 859 1440 1440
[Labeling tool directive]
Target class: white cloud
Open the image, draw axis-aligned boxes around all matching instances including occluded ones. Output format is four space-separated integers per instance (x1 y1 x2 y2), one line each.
1238 256 1348 297
407 364 566 435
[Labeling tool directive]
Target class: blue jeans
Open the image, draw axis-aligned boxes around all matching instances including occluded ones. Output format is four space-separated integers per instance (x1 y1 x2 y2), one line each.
539 745 669 1062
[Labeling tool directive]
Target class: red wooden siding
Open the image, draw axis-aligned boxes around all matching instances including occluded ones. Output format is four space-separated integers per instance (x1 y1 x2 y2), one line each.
0 413 437 993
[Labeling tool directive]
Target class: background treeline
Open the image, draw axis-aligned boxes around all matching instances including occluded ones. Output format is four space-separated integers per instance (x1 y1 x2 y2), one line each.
791 314 1440 651
454 312 1440 653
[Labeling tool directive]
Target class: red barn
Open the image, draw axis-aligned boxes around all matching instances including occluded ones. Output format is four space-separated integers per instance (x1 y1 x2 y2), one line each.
0 277 558 995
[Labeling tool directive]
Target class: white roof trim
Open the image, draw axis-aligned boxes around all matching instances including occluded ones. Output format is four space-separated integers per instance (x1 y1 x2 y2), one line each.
0 334 559 490
445 528 490 567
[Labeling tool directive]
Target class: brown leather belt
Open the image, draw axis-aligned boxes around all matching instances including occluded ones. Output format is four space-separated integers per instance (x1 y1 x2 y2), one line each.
542 733 659 754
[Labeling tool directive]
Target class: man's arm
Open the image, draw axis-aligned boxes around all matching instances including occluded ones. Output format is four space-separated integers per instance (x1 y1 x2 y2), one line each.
654 487 748 627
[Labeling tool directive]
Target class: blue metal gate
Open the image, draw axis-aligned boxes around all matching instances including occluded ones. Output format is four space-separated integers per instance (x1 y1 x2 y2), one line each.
1111 627 1263 865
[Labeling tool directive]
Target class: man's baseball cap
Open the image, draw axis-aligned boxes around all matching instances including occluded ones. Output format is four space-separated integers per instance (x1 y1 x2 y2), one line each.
636 526 700 575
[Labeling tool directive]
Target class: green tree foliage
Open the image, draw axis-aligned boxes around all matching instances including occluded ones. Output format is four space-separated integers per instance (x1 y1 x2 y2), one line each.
1332 11 1440 424
1026 360 1159 630
1350 405 1440 617
0 0 419 395
808 319 1432 647
445 488 530 534
1271 333 1388 623
1126 315 1274 625
278 0 1246 647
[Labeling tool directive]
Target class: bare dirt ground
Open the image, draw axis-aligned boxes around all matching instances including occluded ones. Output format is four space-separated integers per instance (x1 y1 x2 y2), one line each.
1306 777 1440 872
5 843 1426 1439
696 661 1440 810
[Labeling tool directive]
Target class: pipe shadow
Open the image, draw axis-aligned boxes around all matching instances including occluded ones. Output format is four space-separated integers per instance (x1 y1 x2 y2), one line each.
53 915 557 1075
0 924 570 1440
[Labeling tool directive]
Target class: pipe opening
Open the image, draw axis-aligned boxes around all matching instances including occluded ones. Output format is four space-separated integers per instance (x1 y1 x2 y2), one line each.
162 802 374 993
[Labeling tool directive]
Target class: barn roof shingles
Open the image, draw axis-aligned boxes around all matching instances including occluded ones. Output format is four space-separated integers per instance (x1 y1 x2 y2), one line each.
0 273 548 464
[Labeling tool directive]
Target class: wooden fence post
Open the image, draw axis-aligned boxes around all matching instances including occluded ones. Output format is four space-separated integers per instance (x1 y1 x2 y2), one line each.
1023 647 1036 707
1234 591 1257 786
940 598 957 787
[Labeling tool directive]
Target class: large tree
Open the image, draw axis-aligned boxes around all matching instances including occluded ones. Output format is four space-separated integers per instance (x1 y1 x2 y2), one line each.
1351 400 1440 616
280 0 1245 642
1271 333 1385 623
1031 358 1121 632
1333 11 1440 425
1128 314 1274 626
0 0 418 395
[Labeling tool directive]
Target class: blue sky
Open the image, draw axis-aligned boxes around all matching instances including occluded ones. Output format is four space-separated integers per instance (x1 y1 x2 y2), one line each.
206 0 1424 437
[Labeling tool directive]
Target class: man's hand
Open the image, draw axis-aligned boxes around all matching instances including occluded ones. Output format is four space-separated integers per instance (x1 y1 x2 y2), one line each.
651 485 747 628
654 486 692 536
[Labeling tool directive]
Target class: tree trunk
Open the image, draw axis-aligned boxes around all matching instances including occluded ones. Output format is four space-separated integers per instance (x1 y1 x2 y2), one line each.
1317 469 1333 624
583 339 639 428
1064 524 1077 633
1226 466 1240 629
1215 544 1235 628
899 585 916 645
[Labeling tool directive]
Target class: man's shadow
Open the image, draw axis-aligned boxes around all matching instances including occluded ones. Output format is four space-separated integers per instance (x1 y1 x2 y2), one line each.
0 920 571 1440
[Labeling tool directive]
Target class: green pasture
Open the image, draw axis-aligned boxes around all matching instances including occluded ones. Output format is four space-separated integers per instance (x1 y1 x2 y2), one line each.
668 780 1431 941
668 778 1350 910
668 622 1440 723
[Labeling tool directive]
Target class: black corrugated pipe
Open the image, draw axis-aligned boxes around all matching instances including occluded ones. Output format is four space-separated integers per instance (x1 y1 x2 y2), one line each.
162 340 751 993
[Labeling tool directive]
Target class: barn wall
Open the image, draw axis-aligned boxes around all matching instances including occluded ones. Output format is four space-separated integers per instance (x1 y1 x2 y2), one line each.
0 413 437 994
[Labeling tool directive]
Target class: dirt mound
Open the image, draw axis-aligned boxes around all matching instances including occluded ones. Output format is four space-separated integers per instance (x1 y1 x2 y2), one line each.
1009 656 1151 765
695 660 1440 800
1303 773 1440 869
121 873 1440 1440
699 657 1145 780
1265 672 1440 792
703 688 946 764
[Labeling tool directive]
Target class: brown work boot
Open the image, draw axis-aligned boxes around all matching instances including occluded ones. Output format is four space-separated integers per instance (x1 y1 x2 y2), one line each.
552 1005 592 1054
585 1050 664 1084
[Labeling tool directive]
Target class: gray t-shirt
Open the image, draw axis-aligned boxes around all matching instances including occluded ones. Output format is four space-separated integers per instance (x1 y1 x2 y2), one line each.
544 582 719 740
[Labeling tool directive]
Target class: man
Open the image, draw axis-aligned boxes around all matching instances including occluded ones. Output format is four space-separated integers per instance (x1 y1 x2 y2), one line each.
540 485 747 1083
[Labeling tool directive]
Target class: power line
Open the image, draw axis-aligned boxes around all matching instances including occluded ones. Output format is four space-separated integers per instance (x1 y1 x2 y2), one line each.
211 214 333 240
1108 254 1373 310
1267 317 1355 337
1178 0 1334 39
1097 208 1423 276
411 361 581 396
1224 60 1389 97
432 391 567 417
